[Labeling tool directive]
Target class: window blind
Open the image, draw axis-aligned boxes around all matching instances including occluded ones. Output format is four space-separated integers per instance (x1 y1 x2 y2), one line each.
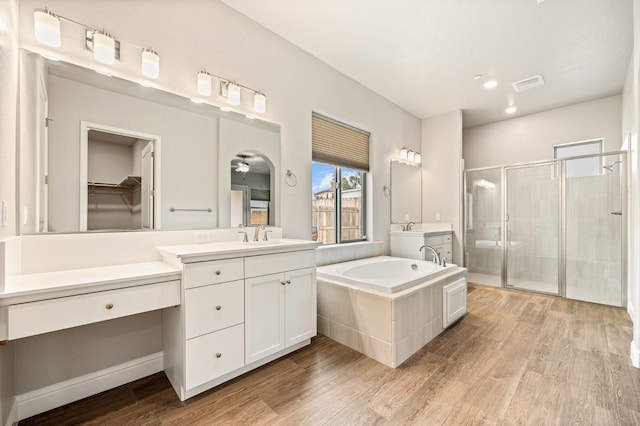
312 113 370 172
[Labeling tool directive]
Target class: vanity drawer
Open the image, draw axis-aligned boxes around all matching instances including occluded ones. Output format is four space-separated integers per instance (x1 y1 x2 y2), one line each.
438 244 453 262
185 280 244 339
443 233 453 244
184 258 244 289
245 250 315 278
185 324 244 389
8 280 180 340
425 235 444 246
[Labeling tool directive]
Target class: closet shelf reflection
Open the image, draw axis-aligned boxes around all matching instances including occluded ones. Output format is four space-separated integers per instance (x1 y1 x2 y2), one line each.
88 175 141 190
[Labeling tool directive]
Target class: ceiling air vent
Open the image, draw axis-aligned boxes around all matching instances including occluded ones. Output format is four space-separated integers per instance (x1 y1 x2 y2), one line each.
511 74 545 92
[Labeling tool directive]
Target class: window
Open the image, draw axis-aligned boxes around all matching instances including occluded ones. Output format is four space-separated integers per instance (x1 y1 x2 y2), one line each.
311 113 369 244
554 139 603 177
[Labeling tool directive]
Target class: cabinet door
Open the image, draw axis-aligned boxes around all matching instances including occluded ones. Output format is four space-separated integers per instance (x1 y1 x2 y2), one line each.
284 267 317 347
245 273 285 364
443 278 467 328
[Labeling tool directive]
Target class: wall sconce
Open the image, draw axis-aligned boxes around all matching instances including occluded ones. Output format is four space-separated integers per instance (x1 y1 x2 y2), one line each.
92 30 116 64
415 153 422 164
254 93 266 114
400 147 408 160
197 70 212 96
227 82 241 106
34 8 61 47
141 48 160 79
33 8 161 78
407 150 416 162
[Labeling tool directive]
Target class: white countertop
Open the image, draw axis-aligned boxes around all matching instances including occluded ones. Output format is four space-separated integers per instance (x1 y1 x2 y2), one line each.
390 230 453 236
157 238 322 264
0 261 181 306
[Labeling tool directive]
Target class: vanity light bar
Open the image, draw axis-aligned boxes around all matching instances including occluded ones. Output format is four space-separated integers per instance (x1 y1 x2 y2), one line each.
33 7 269 114
193 72 267 114
33 8 161 78
398 148 422 165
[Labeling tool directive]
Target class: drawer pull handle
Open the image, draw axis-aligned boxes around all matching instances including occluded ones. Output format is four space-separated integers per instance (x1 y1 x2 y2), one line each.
281 281 286 286
105 303 114 310
215 305 222 311
215 352 222 358
286 280 291 285
215 270 221 276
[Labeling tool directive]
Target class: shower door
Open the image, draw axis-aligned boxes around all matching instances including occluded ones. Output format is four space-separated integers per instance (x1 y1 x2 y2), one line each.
504 162 560 295
565 153 625 306
464 168 502 287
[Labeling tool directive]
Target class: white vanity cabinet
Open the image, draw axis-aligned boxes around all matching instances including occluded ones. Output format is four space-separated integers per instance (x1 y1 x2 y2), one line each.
159 241 319 401
244 252 316 364
390 230 453 262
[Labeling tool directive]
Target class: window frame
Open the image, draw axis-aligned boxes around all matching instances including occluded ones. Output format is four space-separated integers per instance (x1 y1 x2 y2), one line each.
312 161 367 245
552 138 604 178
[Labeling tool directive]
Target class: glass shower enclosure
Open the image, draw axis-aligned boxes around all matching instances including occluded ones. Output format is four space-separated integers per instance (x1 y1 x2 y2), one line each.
464 152 626 307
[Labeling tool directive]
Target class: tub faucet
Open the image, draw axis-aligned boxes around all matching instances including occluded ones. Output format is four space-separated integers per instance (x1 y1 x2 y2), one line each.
403 221 415 231
419 245 441 265
254 224 265 241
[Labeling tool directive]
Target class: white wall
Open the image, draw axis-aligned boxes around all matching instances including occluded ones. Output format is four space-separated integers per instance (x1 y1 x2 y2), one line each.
18 0 422 246
87 140 133 183
627 0 640 368
422 111 463 266
0 0 18 421
463 95 623 170
48 75 218 232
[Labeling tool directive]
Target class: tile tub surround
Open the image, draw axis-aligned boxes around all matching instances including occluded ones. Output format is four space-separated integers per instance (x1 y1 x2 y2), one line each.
317 268 466 367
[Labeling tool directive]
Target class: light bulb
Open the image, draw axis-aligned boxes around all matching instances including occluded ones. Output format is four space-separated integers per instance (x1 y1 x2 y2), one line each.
228 83 241 105
141 48 159 79
93 31 115 64
254 93 266 114
197 71 212 96
34 8 61 47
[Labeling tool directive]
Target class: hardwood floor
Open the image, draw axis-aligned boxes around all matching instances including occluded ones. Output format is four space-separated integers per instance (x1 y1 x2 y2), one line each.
20 284 640 425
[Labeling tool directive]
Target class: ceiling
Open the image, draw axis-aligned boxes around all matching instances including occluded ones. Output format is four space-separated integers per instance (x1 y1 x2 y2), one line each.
221 0 633 128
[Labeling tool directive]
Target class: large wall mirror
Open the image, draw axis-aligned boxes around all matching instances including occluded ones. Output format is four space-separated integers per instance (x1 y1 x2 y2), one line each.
18 49 281 234
390 160 422 223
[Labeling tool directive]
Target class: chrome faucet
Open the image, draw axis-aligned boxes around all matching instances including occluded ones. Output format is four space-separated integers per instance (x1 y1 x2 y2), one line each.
419 245 441 265
402 221 416 231
253 224 265 242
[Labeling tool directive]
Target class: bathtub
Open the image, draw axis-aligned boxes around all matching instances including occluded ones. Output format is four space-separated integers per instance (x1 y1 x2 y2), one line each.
317 256 467 367
317 256 457 294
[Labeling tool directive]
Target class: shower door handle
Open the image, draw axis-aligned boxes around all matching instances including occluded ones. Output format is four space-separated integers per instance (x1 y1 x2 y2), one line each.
611 211 623 216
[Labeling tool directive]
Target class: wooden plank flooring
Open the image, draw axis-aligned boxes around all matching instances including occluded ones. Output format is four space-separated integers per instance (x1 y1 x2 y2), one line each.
19 284 640 425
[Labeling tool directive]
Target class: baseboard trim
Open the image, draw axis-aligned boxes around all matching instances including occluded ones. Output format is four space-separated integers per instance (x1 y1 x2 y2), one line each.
15 352 163 421
4 397 18 426
628 300 635 323
631 341 640 369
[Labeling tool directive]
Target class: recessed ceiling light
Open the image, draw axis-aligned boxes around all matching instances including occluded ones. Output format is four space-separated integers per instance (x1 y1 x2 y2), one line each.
220 106 232 112
505 106 518 114
483 80 498 89
473 74 482 80
190 98 204 104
